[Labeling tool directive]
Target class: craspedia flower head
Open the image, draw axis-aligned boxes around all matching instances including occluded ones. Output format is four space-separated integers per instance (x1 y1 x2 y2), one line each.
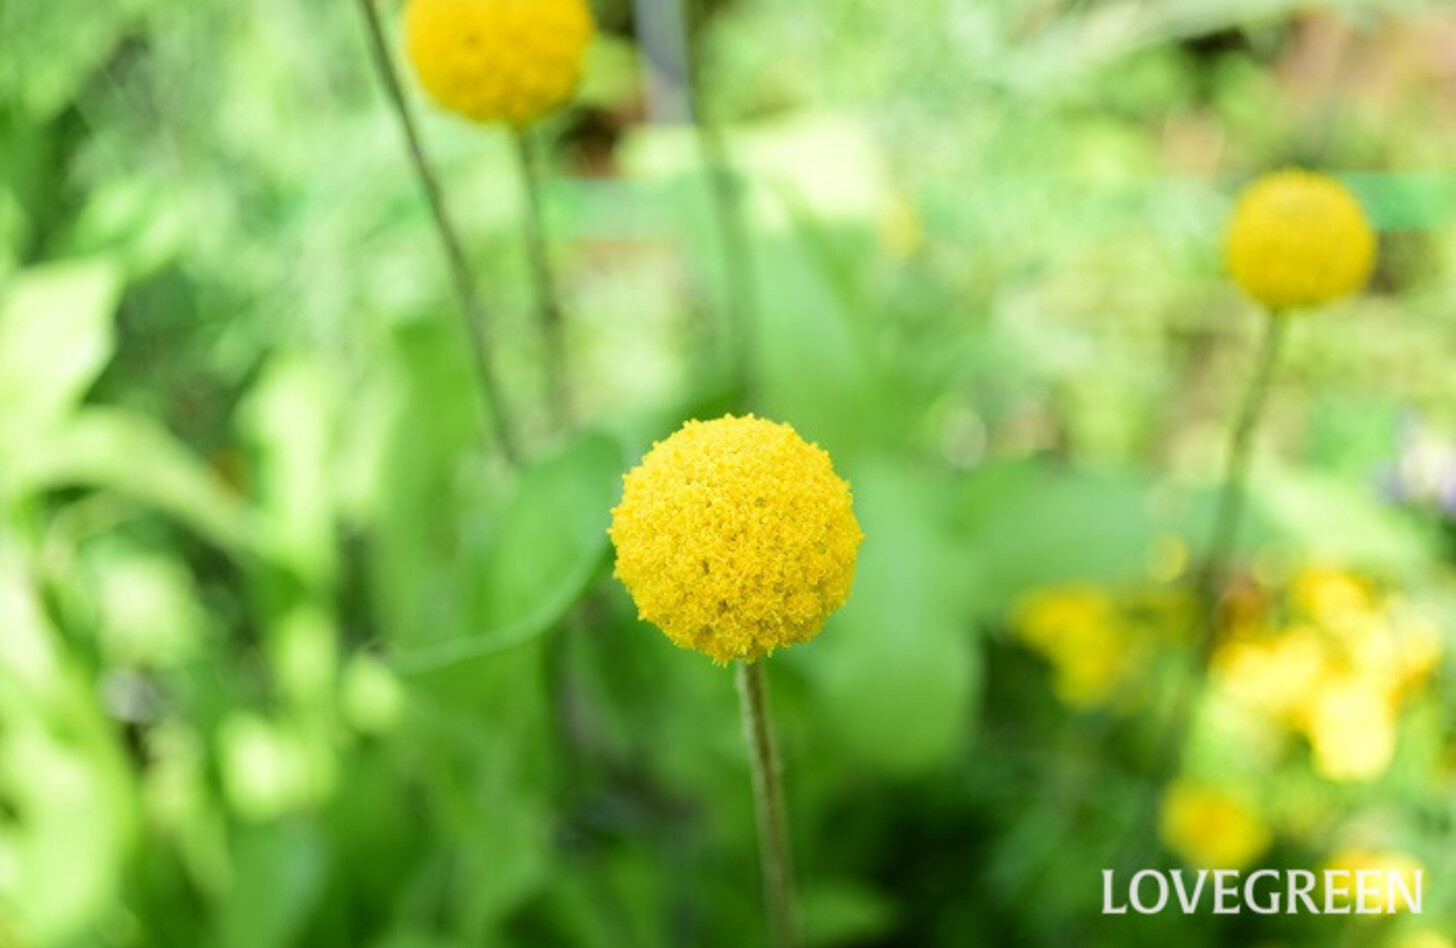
403 0 593 127
1225 169 1376 311
608 415 863 664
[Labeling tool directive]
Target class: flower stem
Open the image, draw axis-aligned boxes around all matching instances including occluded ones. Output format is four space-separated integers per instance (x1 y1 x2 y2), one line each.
1195 310 1288 653
1122 310 1289 870
736 659 796 948
683 2 758 407
512 129 570 424
354 0 522 467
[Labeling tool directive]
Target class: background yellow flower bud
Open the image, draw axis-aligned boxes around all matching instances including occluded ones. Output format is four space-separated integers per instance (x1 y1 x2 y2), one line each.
404 0 594 126
609 415 863 664
1225 169 1376 311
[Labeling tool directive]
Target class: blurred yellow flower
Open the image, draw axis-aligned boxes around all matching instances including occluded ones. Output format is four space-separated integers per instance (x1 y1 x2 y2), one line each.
1291 566 1377 628
1159 779 1271 870
1214 627 1324 727
1324 848 1425 914
404 0 593 126
1306 676 1396 782
1013 585 1139 708
609 415 863 664
1225 169 1375 311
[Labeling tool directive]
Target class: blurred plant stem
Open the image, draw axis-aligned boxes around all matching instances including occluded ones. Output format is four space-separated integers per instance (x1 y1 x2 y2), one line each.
698 120 759 408
1196 310 1288 653
513 129 571 424
354 0 522 467
736 660 797 948
685 1 759 408
1124 311 1289 870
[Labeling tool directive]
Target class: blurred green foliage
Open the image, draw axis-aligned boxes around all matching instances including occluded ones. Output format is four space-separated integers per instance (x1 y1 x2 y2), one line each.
1 0 1455 946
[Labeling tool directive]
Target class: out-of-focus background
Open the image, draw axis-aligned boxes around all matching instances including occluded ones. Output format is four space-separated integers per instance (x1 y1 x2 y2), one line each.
2 0 1456 945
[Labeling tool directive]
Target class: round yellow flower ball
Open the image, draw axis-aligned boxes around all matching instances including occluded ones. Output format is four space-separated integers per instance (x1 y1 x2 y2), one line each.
403 0 593 127
609 415 863 664
1225 169 1376 312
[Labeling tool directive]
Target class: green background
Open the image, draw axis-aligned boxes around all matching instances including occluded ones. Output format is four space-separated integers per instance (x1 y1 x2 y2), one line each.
1 0 1455 945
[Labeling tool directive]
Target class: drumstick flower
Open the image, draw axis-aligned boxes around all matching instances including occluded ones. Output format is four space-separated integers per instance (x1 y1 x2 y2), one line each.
403 0 593 127
609 414 863 665
402 0 595 420
1225 168 1375 312
1203 170 1378 607
609 414 863 948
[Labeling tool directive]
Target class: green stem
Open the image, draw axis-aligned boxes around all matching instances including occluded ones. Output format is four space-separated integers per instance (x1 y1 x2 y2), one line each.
512 129 570 424
698 120 759 407
1196 310 1288 652
1122 310 1289 870
685 1 758 408
736 660 796 948
354 0 522 467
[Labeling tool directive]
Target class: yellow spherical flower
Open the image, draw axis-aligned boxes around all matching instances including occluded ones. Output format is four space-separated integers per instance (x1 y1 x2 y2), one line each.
1225 169 1376 311
609 415 863 664
404 0 593 126
1159 779 1271 870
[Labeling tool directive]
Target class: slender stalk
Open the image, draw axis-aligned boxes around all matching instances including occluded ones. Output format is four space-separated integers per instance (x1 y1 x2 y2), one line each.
1121 310 1289 871
683 0 758 407
736 660 796 948
1195 310 1288 651
354 0 522 466
512 129 570 424
698 120 759 406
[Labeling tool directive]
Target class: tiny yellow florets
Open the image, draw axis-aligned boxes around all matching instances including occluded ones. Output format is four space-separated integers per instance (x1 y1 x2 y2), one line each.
1225 169 1376 312
608 415 863 664
403 0 593 127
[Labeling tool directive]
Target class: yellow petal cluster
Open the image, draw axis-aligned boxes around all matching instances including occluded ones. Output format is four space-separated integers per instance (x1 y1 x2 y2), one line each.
1212 566 1443 783
1012 583 1190 710
1159 779 1271 871
608 415 863 664
404 0 593 126
1225 169 1376 311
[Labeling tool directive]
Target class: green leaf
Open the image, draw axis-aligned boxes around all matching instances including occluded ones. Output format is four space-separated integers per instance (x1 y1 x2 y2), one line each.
238 354 340 587
0 555 133 948
802 458 980 776
392 431 623 672
5 408 257 552
0 259 121 442
956 459 1180 614
1246 464 1433 574
0 0 153 121
214 823 326 948
800 879 898 948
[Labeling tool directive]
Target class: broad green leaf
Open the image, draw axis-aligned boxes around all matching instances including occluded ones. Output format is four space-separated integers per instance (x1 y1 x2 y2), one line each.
214 823 326 948
393 431 622 672
956 459 1179 615
804 459 980 776
0 259 121 441
1246 464 1433 574
6 408 257 552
